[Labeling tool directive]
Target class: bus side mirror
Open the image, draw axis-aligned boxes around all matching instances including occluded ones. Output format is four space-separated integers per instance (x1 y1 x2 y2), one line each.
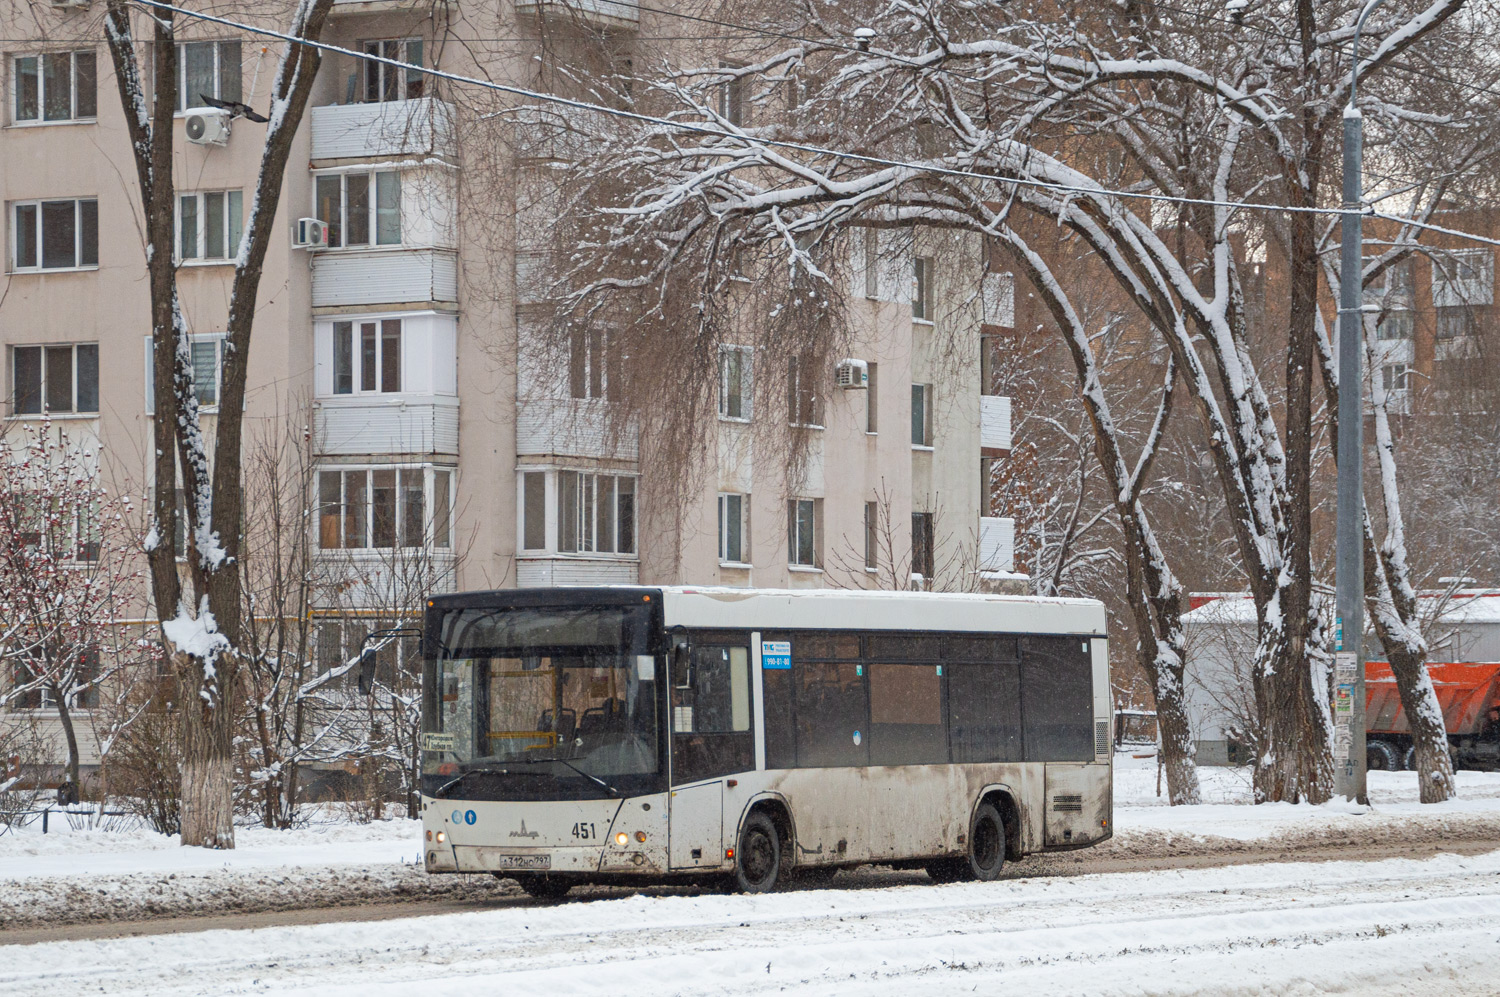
672 644 693 690
357 648 378 695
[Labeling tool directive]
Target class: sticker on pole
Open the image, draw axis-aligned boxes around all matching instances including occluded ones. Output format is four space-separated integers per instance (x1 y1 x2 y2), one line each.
761 641 791 670
1334 682 1354 717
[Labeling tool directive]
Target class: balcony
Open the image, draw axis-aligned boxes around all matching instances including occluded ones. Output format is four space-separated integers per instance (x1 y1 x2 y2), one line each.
331 0 449 11
516 397 639 461
981 270 1014 330
516 556 639 588
980 394 1012 457
311 248 457 309
310 96 455 161
315 396 458 456
978 516 1016 575
514 0 639 29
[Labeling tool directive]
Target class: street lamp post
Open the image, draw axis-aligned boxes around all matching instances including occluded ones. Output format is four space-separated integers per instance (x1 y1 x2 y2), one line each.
1334 0 1388 804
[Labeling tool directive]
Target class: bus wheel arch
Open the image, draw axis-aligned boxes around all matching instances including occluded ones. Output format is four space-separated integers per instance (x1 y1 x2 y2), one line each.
977 787 1022 860
735 795 796 865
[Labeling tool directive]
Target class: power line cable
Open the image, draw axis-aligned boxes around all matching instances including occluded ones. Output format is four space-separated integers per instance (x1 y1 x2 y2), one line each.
124 0 1500 249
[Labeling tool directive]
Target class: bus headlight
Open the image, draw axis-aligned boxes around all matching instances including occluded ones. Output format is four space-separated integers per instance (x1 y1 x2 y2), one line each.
615 832 629 846
436 831 446 844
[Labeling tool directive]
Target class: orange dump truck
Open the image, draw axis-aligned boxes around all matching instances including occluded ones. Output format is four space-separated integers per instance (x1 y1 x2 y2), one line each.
1366 661 1500 771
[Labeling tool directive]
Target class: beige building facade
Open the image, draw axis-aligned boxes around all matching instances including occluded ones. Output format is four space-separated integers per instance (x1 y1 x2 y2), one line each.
0 1 1014 776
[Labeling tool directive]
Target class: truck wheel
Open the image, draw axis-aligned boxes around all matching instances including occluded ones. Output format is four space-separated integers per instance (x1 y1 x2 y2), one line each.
734 811 782 894
1367 740 1398 772
512 873 572 899
1403 745 1418 771
967 802 1006 881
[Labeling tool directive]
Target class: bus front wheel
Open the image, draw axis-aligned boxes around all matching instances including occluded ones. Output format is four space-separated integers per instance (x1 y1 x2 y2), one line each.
967 802 1006 881
735 811 782 893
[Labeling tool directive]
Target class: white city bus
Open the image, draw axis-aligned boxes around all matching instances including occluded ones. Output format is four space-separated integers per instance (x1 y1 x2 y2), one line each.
418 586 1111 896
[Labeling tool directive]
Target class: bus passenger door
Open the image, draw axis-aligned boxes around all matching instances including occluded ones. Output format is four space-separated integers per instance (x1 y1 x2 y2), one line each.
669 781 724 869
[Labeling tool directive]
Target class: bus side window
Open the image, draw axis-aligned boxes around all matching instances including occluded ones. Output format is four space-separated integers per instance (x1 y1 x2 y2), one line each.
687 645 750 732
672 642 754 784
1021 636 1094 761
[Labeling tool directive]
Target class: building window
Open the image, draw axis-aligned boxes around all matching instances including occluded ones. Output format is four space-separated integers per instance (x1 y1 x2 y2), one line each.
9 647 100 710
176 40 241 112
569 328 621 401
717 62 744 125
11 198 98 271
318 466 452 551
557 471 635 554
144 335 223 410
864 500 878 570
719 345 751 420
911 383 932 446
1380 260 1414 297
1377 310 1413 341
314 171 401 249
7 493 101 563
11 343 98 415
12 51 96 123
177 190 243 262
1432 249 1493 307
862 228 879 299
521 471 546 551
787 354 821 427
1381 363 1410 393
333 319 402 394
912 256 933 320
787 497 819 568
362 38 424 103
911 512 935 580
718 492 748 564
1436 305 1480 341
865 361 878 433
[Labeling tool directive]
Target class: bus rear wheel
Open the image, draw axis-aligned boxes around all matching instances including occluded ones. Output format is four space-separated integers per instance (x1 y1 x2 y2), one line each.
735 811 782 893
967 802 1006 881
511 873 572 900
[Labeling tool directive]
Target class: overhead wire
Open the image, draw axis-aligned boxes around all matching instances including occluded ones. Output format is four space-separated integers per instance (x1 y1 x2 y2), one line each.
124 0 1500 249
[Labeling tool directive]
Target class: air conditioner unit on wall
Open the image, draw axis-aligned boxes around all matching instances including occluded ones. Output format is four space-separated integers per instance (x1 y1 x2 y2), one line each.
835 358 869 389
183 107 230 145
293 218 329 250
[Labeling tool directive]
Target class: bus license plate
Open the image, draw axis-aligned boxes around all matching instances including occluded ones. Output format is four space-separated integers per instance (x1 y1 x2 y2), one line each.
493 854 550 870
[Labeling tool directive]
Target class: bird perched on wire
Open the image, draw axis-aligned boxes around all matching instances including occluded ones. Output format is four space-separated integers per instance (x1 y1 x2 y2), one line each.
198 93 270 123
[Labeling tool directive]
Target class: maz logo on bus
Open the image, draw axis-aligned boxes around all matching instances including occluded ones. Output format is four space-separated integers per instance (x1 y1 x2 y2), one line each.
450 809 477 825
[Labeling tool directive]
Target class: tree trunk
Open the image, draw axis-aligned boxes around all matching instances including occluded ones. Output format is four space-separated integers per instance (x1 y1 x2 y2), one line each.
54 690 81 800
178 653 238 848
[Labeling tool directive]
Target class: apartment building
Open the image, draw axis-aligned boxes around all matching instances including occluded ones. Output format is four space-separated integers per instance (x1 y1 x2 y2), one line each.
0 2 1015 776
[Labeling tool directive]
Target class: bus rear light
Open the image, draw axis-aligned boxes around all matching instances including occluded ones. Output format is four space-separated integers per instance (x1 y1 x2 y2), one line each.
725 847 735 859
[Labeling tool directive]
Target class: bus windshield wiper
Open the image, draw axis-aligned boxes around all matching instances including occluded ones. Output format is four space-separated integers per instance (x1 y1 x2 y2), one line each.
435 766 513 796
552 758 622 797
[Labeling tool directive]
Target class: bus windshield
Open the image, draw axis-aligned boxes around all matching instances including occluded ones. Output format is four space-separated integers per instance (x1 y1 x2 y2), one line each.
424 604 662 800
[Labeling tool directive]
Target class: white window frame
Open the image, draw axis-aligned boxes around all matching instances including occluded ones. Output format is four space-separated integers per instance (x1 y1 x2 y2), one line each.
787 497 819 569
316 464 454 552
175 40 241 113
175 189 244 264
863 500 879 571
11 51 97 124
332 318 403 396
1381 362 1411 393
10 198 98 272
360 37 425 103
1432 248 1494 307
313 170 402 250
569 327 620 401
516 468 639 558
718 345 752 421
144 333 225 412
1377 309 1414 341
718 492 749 565
912 256 934 321
911 382 933 448
10 342 99 417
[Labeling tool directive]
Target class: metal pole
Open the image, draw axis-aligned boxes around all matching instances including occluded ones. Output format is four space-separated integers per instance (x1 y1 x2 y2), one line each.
1335 0 1387 803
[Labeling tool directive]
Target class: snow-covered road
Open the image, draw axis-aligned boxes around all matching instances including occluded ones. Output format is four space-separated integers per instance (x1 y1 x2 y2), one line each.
5 849 1498 996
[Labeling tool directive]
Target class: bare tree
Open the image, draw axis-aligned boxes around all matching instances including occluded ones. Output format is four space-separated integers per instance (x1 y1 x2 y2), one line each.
0 420 143 800
102 0 337 847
